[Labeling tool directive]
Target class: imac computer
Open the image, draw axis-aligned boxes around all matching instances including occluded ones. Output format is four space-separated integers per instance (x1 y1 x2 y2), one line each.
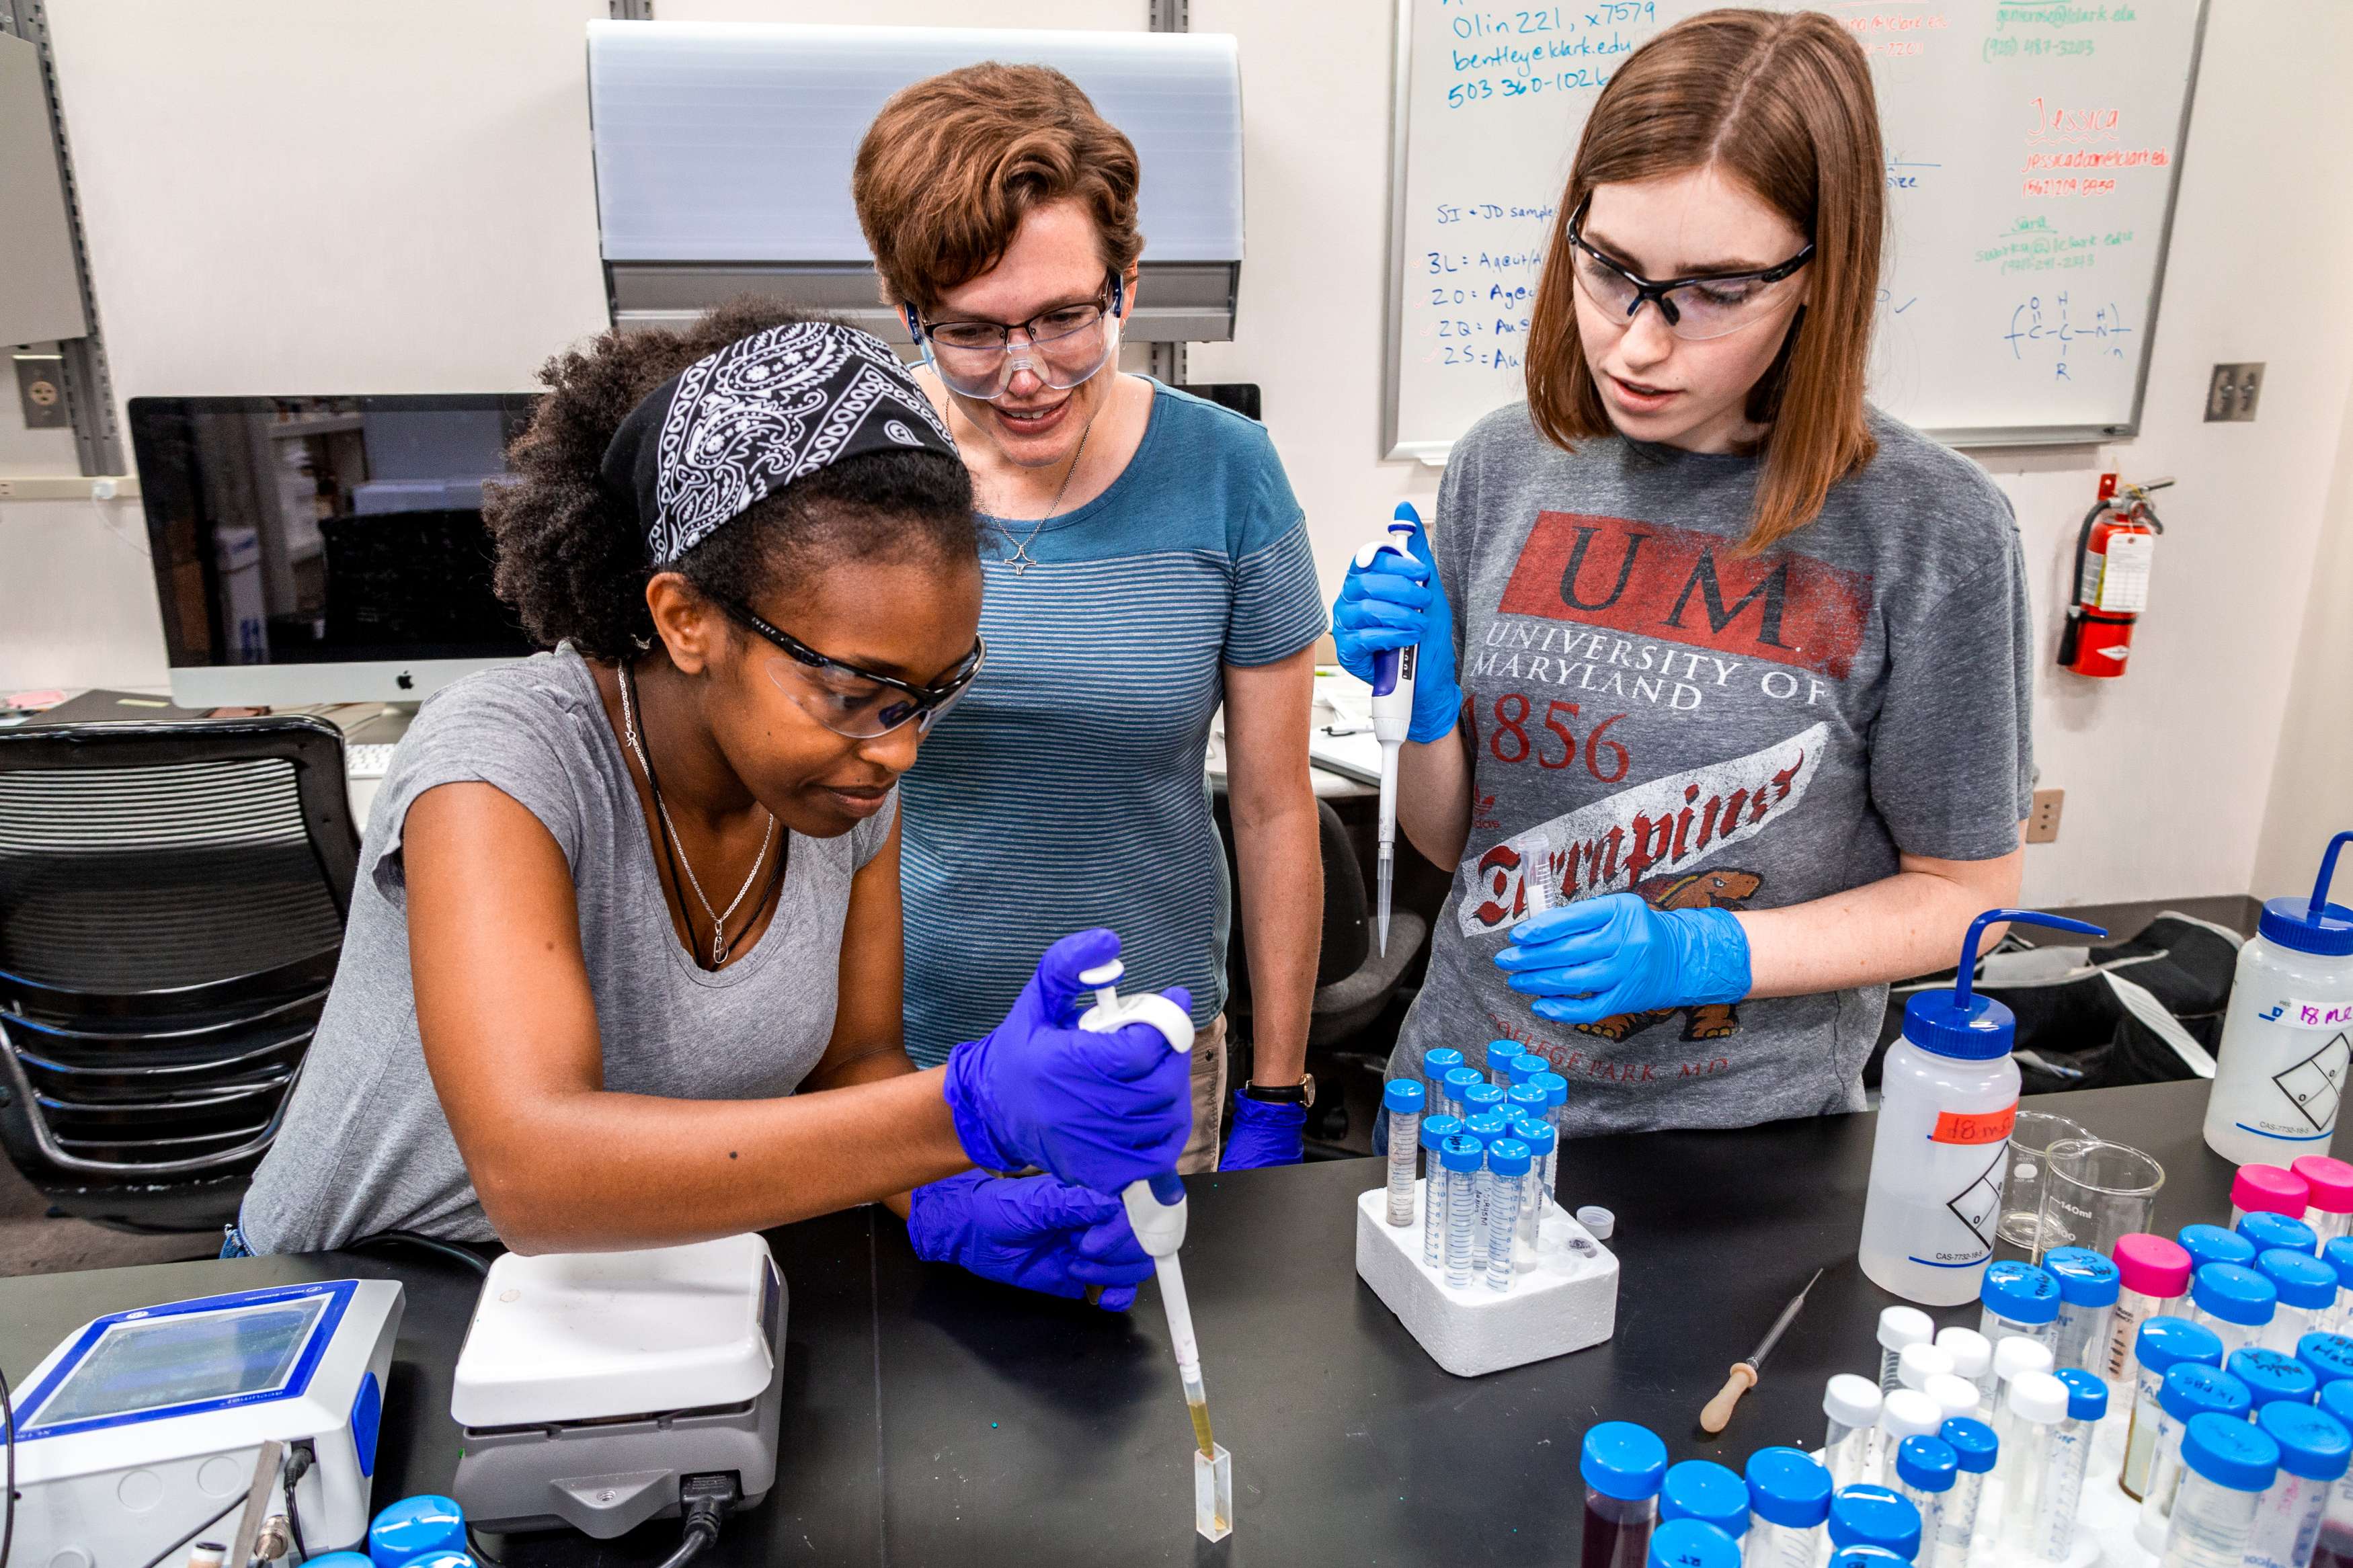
132 395 541 708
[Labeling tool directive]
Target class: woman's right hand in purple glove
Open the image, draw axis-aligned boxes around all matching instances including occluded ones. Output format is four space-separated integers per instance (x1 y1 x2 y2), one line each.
940 928 1193 1195
907 1169 1154 1310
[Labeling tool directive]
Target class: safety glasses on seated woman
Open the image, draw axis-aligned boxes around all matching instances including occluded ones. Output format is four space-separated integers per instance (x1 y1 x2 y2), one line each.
902 274 1124 403
726 601 985 738
1565 197 1814 342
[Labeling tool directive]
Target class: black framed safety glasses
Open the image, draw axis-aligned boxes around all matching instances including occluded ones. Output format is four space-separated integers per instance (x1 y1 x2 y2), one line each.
1564 197 1814 342
726 602 985 739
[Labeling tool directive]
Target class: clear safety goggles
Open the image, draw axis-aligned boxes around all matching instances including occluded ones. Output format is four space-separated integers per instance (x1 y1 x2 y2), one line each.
727 601 985 739
1565 198 1814 343
904 275 1124 403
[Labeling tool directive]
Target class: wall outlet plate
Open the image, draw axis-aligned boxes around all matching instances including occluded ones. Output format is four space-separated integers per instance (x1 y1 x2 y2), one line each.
2206 362 2264 422
2028 788 2064 844
13 354 67 429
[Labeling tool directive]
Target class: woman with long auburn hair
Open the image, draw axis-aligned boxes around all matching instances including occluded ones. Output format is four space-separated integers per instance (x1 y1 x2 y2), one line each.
1340 10 2034 1137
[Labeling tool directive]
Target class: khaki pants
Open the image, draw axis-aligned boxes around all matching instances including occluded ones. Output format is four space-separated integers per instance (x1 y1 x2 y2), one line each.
1179 1014 1229 1175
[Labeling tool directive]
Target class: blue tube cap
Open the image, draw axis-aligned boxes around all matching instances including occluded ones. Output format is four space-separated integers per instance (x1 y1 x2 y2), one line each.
2323 1378 2353 1432
1581 1421 1669 1501
307 1559 375 1567
1442 1065 1485 1100
1648 1518 1742 1568
1487 1137 1532 1178
2325 1236 2353 1289
2301 1332 2353 1387
2137 1314 2225 1376
1746 1446 1834 1528
1462 1083 1507 1116
1439 1134 1484 1175
2260 1247 2339 1311
1507 1084 1549 1116
2042 1247 2121 1308
1828 1552 1912 1568
1515 1118 1558 1156
2182 1409 2282 1493
1893 1435 1957 1493
1661 1459 1751 1535
1384 1079 1426 1115
1419 1113 1462 1153
1939 1417 1999 1475
1510 1053 1548 1085
2241 1210 2321 1257
2161 1362 2254 1423
2229 1347 2319 1409
2259 1400 2353 1482
1463 1111 1509 1146
2055 1367 2109 1421
2194 1262 2279 1326
1826 1485 1922 1559
1980 1261 2062 1325
1425 1047 1465 1075
369 1496 466 1566
1531 1070 1568 1108
2180 1223 2259 1270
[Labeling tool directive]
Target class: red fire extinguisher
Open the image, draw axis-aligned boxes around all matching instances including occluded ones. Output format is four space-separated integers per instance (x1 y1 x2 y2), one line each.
2059 474 2171 678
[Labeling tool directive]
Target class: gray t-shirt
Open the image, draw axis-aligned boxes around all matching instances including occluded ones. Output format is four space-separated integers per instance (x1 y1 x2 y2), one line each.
240 646 897 1252
1391 405 2033 1137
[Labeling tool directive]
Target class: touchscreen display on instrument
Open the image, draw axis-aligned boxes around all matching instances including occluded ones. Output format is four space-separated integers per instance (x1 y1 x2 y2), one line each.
34 1295 329 1427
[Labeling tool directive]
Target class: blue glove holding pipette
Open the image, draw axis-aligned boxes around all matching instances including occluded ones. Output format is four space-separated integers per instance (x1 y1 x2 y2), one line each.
1494 892 1753 1026
1330 503 1462 745
908 1169 1155 1309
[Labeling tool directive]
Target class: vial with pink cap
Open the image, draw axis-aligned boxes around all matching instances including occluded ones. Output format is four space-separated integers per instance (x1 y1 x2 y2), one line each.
2109 1233 2196 1381
2299 1156 2353 1246
2231 1163 2313 1229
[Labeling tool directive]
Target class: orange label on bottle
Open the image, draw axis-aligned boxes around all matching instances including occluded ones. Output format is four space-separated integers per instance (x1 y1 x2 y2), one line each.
1931 1104 2018 1145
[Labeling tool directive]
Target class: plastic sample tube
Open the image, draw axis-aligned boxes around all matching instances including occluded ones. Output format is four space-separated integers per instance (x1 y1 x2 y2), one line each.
1484 1037 1519 1089
2261 1247 2340 1355
1878 1307 1934 1395
2044 1370 2108 1565
1993 1370 2070 1563
2297 1156 2353 1247
2139 1364 2258 1551
1822 1376 1884 1495
1888 1436 1956 1557
2042 1245 2121 1377
1661 1459 1749 1540
1977 1260 2062 1362
1423 1048 1465 1114
1583 1421 1668 1568
1531 1069 1568 1144
2192 1261 2280 1358
2111 1235 2197 1382
1924 1374 1980 1432
2305 1333 2353 1393
1517 1117 1558 1214
1875 1390 1942 1490
1742 1446 1831 1568
1439 1134 1481 1288
1897 1341 1954 1395
1989 1335 2055 1452
2126 1317 2227 1500
1484 1139 1530 1292
1462 1110 1509 1241
2181 1223 2261 1273
1934 1417 1997 1568
1507 1082 1549 1126
1825 1485 1921 1563
2327 1243 2353 1337
2245 1210 2323 1258
2157 1411 2280 1568
1382 1079 1424 1228
1934 1328 1990 1394
1649 1518 1741 1568
2313 1380 2353 1568
1439 1065 1482 1122
2235 1164 2314 1228
1418 1114 1461 1268
1461 1083 1507 1122
2248 1399 2352 1568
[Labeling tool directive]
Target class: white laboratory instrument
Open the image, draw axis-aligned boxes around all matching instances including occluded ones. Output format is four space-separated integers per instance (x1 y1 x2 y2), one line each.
1354 503 1423 956
6 1277 403 1564
449 1233 784 1539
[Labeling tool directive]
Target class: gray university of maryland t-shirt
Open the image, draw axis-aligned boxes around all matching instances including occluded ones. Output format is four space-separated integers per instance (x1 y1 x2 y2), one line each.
240 646 896 1253
1390 404 2034 1138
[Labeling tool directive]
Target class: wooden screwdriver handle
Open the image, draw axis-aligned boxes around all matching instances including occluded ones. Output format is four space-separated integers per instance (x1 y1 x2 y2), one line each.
1700 1361 1759 1435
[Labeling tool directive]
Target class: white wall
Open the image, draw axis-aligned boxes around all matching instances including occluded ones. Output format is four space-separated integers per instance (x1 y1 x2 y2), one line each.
4 0 2348 911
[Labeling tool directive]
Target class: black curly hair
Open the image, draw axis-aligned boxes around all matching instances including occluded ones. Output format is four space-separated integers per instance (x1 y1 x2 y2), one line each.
485 298 977 663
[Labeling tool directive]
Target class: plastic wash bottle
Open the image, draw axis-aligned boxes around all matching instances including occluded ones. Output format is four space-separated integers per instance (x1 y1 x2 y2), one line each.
2206 831 2353 1165
1860 909 2108 1305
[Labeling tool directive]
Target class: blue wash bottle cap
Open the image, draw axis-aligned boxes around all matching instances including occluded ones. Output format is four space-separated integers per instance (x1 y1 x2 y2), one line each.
369 1495 466 1566
2182 1409 2282 1493
1461 1083 1507 1117
2137 1314 2225 1374
2241 1210 2321 1257
1826 1485 1922 1558
1903 909 2107 1059
1419 1113 1462 1153
1648 1519 1742 1568
1425 1047 1465 1076
1384 1079 1426 1116
2227 1347 2317 1409
1661 1458 1750 1534
2260 1247 2339 1311
2301 1332 2353 1387
2180 1223 2260 1270
1746 1446 1833 1527
1939 1417 1999 1475
2162 1362 2254 1423
2055 1367 2110 1421
2258 831 2353 957
1893 1435 1958 1493
2259 1399 2353 1481
2322 1378 2353 1431
2325 1237 2353 1289
1581 1421 1669 1501
2042 1247 2121 1308
1487 1138 1532 1178
1463 1111 1510 1147
2194 1262 2279 1326
1507 1083 1550 1117
1439 1134 1483 1174
1981 1261 2062 1325
1532 1069 1568 1108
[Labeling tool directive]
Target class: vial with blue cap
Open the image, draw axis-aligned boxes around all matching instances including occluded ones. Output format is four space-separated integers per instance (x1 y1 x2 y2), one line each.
1582 1421 1667 1568
1827 1550 1911 1568
1507 1081 1549 1128
1484 1138 1531 1292
1484 1038 1521 1089
1660 1458 1748 1540
2160 1411 2281 1568
1382 1078 1424 1228
2182 1223 2261 1273
1977 1260 2062 1362
2126 1317 2227 1501
369 1495 466 1566
2260 1247 2340 1356
2249 1399 2352 1568
1461 1081 1507 1122
2325 1240 2353 1337
2139 1362 2257 1551
1423 1048 1465 1115
1439 1134 1482 1288
2032 1368 2108 1565
1647 1518 1740 1568
1462 1109 1509 1241
1858 909 2106 1305
2042 1245 2120 1378
1514 1115 1558 1216
1439 1065 1484 1122
2193 1261 2280 1358
1508 1051 1546 1089
1743 1445 1832 1568
1531 1067 1568 1137
2243 1209 2323 1259
1418 1113 1461 1268
2303 1331 2353 1392
2313 1380 2353 1568
1932 1417 1997 1568
1826 1483 1921 1562
1888 1436 1955 1555
2231 1346 2320 1410
2205 830 2353 1165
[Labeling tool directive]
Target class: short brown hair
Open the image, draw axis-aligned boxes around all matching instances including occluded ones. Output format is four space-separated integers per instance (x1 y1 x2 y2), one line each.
852 63 1144 313
1524 9 1884 552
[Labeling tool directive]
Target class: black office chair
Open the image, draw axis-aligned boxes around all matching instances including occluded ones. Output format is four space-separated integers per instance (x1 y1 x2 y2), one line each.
0 716 356 1231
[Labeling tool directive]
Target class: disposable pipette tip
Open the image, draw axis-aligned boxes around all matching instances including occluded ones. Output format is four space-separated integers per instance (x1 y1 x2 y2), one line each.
1376 853 1394 955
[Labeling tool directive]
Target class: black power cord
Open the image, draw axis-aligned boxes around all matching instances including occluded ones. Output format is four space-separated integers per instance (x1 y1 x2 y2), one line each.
346 1230 491 1278
280 1442 315 1561
653 1474 738 1568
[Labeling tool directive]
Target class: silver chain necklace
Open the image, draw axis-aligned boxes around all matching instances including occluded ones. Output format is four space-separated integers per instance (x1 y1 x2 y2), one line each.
617 663 776 966
969 402 1099 576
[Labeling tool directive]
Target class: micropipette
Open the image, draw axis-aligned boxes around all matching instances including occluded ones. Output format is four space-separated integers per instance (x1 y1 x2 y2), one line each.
1355 502 1423 955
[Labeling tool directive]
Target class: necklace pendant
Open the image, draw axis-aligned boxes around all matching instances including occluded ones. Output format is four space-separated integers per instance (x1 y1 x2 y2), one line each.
1010 555 1033 577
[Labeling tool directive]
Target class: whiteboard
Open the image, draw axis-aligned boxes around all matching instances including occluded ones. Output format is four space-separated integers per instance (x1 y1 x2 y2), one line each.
1383 0 2209 461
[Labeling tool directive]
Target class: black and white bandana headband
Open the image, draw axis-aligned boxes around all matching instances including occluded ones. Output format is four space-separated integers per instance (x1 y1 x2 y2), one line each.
601 320 959 567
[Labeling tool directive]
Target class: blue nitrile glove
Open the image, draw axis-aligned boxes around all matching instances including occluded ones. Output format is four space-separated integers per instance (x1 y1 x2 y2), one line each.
941 927 1194 1194
907 1169 1154 1311
1492 893 1752 1026
1221 1091 1306 1169
1330 504 1462 745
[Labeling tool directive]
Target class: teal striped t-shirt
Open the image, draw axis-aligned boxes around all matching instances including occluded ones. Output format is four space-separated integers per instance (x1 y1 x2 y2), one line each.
900 380 1328 1066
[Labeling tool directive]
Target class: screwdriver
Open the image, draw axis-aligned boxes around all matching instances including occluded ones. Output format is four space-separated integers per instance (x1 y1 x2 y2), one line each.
1357 502 1423 955
1700 1266 1825 1434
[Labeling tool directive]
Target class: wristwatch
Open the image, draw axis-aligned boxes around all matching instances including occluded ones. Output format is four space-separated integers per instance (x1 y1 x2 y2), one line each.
1239 1075 1316 1108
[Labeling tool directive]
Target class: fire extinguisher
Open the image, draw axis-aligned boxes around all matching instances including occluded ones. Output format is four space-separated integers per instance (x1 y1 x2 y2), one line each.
2059 474 2172 678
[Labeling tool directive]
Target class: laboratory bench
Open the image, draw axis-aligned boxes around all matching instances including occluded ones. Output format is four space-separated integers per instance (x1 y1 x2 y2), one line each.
0 1075 2287 1567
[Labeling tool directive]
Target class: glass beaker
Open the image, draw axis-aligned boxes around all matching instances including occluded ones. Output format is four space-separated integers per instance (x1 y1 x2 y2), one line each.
2000 1111 2092 1258
2039 1137 2165 1259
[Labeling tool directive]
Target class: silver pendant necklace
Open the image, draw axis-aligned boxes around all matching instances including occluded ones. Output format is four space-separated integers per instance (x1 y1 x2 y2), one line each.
617 663 776 966
971 403 1099 577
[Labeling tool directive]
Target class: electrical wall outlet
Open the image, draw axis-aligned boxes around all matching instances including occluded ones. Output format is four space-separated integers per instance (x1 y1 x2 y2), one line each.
2027 788 2064 844
2206 362 2264 422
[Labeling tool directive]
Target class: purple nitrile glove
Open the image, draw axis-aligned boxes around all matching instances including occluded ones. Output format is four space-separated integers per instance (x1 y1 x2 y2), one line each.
1493 892 1751 1026
907 1169 1154 1311
940 928 1195 1195
1220 1091 1306 1169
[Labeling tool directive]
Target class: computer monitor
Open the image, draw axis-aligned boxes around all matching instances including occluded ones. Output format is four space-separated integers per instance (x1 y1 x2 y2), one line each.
131 395 541 707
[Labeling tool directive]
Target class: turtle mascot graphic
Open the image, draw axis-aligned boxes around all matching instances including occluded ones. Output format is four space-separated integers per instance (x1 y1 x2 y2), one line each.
1574 867 1763 1043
